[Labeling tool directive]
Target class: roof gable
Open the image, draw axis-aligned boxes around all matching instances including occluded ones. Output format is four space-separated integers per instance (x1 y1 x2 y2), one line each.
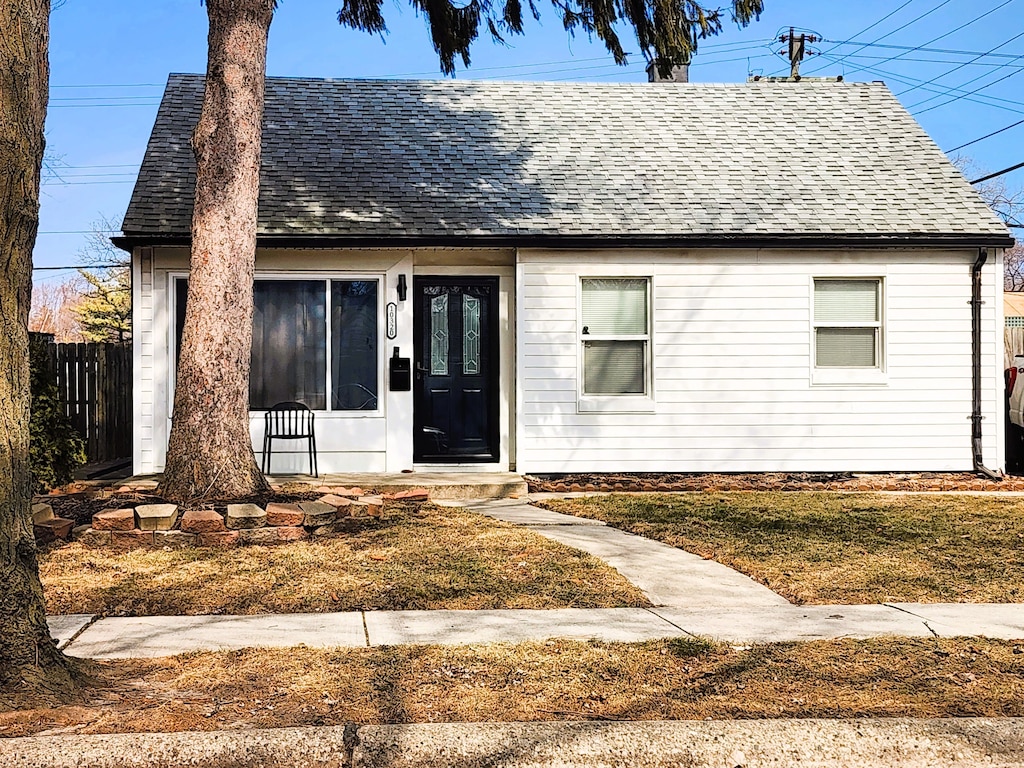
121 75 1011 246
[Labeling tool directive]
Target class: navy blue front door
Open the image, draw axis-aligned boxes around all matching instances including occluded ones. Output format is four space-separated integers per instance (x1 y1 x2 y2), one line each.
414 278 499 462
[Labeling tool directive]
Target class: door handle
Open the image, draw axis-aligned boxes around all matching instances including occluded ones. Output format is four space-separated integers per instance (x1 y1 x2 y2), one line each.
415 363 429 377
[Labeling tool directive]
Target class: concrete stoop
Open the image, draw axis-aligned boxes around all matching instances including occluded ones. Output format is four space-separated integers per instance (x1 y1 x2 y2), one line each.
3 719 1024 767
266 471 530 500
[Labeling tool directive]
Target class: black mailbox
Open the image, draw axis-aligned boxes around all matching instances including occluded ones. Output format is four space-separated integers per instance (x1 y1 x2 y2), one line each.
389 347 411 391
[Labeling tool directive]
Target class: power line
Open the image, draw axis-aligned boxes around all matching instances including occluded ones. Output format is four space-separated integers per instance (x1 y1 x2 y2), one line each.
945 119 1024 152
844 53 1024 68
40 179 136 186
48 102 161 109
821 40 1024 59
815 0 1012 81
803 0 955 76
895 27 1024 99
970 161 1024 184
50 82 165 89
52 163 139 169
912 65 1024 115
805 0 917 73
815 53 1024 115
33 265 116 270
37 230 119 235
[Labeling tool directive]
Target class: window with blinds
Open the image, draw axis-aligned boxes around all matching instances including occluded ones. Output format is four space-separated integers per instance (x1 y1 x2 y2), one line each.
813 279 882 368
581 278 650 395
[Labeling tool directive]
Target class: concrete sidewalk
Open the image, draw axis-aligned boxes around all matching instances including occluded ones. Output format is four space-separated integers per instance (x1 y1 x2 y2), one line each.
5 719 1024 767
52 602 1024 659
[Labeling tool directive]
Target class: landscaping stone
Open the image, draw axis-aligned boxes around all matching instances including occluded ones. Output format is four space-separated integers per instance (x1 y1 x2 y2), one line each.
360 496 384 516
181 509 226 534
266 502 304 527
332 486 366 497
226 504 266 530
275 526 308 542
387 488 429 502
154 530 198 549
75 528 111 547
134 503 179 532
312 524 339 538
31 502 54 524
92 508 136 531
299 501 337 528
34 517 75 544
345 499 369 517
317 493 350 509
198 531 240 548
71 524 91 540
239 528 280 546
111 530 155 548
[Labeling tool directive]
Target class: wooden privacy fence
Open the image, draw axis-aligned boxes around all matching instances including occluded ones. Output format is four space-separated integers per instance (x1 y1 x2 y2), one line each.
52 342 132 463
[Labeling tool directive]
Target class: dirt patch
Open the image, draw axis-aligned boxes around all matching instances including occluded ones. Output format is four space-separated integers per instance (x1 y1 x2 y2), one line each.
527 471 1024 493
3 637 1023 736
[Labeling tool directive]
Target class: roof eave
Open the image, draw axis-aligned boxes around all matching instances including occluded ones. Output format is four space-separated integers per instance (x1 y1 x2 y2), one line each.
113 231 1017 252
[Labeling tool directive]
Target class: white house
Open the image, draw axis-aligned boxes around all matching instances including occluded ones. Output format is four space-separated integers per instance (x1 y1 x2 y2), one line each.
116 75 1014 476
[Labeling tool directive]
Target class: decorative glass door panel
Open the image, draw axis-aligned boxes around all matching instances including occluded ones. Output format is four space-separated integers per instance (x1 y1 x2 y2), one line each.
414 278 499 462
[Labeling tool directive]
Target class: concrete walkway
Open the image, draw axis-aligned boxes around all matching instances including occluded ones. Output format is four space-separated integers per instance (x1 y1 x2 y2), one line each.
456 498 789 609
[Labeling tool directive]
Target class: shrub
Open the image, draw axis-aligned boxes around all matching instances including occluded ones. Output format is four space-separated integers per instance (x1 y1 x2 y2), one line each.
29 333 85 492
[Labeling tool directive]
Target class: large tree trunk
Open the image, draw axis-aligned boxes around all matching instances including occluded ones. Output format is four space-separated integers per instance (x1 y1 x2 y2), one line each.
160 0 275 503
0 0 76 698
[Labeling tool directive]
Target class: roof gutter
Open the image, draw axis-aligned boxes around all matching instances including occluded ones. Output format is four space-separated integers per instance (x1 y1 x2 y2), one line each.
972 248 1002 481
111 231 1017 252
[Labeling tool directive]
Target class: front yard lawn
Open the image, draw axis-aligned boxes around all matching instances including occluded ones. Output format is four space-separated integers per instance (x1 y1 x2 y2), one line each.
3 637 1023 735
538 492 1024 604
39 504 648 615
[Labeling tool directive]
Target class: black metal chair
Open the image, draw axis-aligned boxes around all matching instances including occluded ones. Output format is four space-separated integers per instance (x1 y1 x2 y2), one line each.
262 401 318 477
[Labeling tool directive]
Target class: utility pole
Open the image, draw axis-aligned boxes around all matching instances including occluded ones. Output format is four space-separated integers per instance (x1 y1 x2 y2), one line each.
780 27 819 79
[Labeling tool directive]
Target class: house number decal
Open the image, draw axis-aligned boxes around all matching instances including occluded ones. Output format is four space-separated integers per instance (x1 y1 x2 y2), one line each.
386 302 398 340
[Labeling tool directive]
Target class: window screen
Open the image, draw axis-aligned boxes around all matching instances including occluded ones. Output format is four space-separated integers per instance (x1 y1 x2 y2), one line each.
813 279 881 368
581 278 649 395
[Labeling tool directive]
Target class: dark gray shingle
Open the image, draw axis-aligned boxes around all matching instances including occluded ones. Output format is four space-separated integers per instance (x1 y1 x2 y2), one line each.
121 74 1010 242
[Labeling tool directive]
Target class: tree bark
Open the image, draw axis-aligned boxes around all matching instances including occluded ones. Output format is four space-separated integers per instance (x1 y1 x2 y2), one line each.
160 0 275 503
0 0 76 698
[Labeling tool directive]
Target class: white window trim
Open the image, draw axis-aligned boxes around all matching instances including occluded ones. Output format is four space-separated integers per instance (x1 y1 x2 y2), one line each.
168 270 386 416
577 275 656 413
810 274 888 387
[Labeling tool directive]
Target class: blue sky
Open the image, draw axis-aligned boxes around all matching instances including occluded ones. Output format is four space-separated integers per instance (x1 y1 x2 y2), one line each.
35 0 1024 281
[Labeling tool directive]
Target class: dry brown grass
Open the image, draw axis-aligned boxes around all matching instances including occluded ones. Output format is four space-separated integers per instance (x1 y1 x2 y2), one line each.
3 637 1024 736
39 504 647 615
537 492 1024 604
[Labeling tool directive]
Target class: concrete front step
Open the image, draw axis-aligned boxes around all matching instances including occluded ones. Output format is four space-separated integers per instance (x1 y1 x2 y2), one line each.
267 471 529 500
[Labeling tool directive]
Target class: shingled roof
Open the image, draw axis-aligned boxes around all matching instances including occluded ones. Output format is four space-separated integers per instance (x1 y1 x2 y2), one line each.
119 74 1012 248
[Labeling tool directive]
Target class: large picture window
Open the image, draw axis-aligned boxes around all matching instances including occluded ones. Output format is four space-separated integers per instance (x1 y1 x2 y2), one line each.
813 278 882 368
174 277 379 411
581 277 650 395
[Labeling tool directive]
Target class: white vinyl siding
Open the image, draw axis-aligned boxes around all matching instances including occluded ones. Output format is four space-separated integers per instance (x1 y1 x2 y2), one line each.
516 248 1003 474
